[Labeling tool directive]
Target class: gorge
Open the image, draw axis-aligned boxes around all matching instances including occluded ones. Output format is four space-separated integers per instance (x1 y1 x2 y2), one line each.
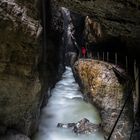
0 0 140 140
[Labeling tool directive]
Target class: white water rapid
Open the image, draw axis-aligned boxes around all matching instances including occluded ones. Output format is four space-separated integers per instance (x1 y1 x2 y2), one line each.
34 67 104 140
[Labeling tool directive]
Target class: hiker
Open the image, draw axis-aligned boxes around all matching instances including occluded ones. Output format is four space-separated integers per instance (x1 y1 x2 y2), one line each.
81 47 86 58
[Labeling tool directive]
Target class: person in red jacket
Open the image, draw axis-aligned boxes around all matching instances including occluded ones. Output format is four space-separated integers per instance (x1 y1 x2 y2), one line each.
82 47 86 58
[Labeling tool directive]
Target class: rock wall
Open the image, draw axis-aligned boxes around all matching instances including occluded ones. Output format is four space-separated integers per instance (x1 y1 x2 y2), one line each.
0 0 66 138
74 59 133 140
51 0 140 56
0 0 42 137
84 16 102 44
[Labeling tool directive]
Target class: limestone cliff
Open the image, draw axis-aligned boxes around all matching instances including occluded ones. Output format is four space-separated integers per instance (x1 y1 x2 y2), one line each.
0 0 42 137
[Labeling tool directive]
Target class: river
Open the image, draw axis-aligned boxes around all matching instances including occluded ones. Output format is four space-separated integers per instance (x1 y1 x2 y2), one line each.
34 67 104 140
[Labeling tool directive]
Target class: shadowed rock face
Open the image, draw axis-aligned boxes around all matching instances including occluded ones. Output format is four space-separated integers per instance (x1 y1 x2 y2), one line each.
0 0 65 137
0 0 42 137
0 132 31 140
51 0 140 56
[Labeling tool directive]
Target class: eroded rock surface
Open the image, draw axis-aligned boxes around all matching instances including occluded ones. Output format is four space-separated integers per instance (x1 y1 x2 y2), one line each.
57 118 101 135
0 0 42 136
74 59 133 140
51 0 140 55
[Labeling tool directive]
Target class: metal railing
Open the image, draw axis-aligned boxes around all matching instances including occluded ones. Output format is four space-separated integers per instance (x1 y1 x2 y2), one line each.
86 51 133 74
80 50 139 140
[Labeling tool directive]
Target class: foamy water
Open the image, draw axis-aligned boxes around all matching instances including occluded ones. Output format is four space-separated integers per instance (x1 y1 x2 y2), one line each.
34 67 104 140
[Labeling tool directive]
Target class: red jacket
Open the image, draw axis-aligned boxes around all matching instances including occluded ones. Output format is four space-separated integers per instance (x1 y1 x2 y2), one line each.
82 47 86 55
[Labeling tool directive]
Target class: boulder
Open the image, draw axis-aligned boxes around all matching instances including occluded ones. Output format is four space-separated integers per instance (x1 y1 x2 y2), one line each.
57 118 101 134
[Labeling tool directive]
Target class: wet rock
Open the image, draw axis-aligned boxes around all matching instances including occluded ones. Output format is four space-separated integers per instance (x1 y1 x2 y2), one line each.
57 118 101 134
73 118 101 134
57 123 76 128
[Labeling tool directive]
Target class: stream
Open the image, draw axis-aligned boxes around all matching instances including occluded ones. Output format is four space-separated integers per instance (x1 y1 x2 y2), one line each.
34 67 104 140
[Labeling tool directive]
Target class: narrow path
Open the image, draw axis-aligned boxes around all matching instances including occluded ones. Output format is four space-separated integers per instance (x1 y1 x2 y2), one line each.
34 67 104 140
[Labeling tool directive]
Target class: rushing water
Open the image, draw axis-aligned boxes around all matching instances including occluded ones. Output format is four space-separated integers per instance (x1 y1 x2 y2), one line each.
34 67 104 140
